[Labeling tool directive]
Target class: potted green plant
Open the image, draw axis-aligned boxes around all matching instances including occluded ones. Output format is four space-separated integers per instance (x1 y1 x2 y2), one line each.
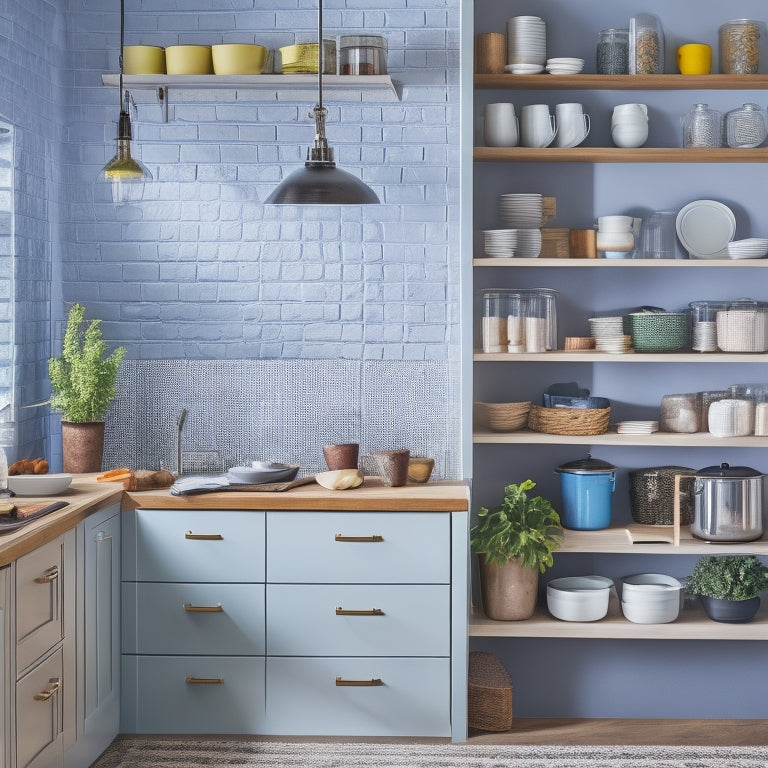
471 479 562 621
48 303 126 473
686 554 768 623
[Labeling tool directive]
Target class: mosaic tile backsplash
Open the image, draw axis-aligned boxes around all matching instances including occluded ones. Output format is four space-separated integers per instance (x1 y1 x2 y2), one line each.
104 359 461 479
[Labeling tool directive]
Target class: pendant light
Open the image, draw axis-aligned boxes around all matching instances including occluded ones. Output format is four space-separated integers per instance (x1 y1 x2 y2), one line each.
95 0 152 205
265 0 379 205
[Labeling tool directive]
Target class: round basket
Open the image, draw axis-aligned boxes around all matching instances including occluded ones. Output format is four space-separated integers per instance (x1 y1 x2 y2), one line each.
468 652 513 732
528 404 611 436
624 312 688 352
477 401 531 432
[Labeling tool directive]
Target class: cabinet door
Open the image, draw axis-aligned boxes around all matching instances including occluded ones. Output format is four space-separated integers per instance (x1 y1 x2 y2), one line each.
16 647 64 768
16 537 65 675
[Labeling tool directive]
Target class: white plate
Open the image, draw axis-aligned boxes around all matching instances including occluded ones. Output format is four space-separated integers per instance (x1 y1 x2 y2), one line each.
504 64 545 74
675 200 736 258
8 473 73 496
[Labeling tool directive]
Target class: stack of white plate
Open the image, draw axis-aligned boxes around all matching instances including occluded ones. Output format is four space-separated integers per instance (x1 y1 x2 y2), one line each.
482 229 518 258
507 16 546 72
588 316 632 353
616 420 659 434
515 229 543 258
708 399 755 437
546 57 584 74
727 238 768 260
500 193 543 228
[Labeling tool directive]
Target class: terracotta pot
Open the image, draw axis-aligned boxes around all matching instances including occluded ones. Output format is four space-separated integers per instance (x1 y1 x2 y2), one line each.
322 443 359 471
478 555 539 621
61 421 105 474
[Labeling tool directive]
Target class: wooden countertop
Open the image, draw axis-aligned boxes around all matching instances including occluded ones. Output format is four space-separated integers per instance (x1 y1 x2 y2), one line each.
0 475 469 566
123 477 470 512
0 477 123 567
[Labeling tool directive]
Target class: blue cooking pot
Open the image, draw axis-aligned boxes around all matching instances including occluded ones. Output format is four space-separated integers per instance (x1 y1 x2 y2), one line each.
555 458 616 530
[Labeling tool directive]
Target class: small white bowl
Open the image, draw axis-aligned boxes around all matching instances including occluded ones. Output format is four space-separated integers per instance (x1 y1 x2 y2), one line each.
547 575 613 622
621 599 679 624
8 473 73 496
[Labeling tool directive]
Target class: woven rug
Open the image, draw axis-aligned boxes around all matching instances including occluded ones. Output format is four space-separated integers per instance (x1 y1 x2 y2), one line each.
91 738 768 768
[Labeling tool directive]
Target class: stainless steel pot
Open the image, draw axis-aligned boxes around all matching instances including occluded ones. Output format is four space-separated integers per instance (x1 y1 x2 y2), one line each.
691 462 765 542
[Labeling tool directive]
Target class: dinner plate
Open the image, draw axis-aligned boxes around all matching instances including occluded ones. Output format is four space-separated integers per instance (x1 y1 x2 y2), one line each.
226 463 299 485
7 473 73 496
675 200 736 258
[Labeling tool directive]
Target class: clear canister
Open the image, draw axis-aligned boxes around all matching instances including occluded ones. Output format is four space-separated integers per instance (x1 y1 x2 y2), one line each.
689 300 727 352
339 35 388 75
629 13 664 74
482 289 558 353
719 19 761 74
725 103 767 148
682 103 723 148
660 393 699 433
696 390 730 432
482 291 511 353
597 28 629 75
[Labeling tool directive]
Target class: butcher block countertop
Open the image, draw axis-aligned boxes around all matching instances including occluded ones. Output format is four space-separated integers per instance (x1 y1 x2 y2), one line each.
0 475 469 566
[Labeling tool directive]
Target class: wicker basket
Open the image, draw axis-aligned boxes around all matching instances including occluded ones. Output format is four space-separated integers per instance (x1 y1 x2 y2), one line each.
476 401 531 432
468 652 514 732
528 404 611 435
564 336 596 351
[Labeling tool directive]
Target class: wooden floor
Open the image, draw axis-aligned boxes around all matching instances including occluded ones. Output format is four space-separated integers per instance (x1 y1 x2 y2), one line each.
467 719 768 746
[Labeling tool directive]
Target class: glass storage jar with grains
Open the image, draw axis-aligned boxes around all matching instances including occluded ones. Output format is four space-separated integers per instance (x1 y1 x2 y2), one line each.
629 14 664 74
339 35 388 75
597 28 628 74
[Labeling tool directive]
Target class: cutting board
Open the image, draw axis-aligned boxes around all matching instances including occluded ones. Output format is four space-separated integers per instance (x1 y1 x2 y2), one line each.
0 501 70 533
172 475 316 496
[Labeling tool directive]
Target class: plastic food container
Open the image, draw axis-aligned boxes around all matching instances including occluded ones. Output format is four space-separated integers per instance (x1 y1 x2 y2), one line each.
546 576 613 622
660 393 699 433
340 35 388 75
719 20 761 74
481 288 558 353
629 13 664 74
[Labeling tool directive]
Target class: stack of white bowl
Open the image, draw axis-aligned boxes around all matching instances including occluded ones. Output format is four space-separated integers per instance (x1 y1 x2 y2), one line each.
506 16 546 74
588 316 632 353
596 215 635 258
546 575 613 622
611 102 649 148
620 573 681 624
727 238 768 260
546 57 584 74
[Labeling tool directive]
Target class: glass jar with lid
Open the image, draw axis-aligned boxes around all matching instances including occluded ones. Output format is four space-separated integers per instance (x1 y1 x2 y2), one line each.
689 300 728 352
725 103 767 148
481 289 558 353
681 104 723 148
719 19 761 74
597 28 628 75
339 35 388 75
629 13 664 74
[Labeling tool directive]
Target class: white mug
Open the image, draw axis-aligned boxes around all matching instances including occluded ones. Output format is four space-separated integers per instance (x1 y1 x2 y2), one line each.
520 104 557 148
554 103 590 148
612 103 648 124
484 103 519 147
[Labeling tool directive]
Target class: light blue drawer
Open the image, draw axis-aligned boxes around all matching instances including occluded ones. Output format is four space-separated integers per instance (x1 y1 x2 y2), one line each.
122 509 265 582
267 584 449 656
123 582 265 655
266 512 450 584
121 655 266 734
265 657 451 736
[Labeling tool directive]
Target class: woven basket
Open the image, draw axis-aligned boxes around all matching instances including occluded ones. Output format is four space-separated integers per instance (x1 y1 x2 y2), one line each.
468 652 514 732
528 404 611 436
476 401 531 432
564 336 596 351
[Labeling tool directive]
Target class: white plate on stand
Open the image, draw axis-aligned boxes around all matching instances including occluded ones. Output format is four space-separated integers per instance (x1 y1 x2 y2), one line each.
675 200 736 258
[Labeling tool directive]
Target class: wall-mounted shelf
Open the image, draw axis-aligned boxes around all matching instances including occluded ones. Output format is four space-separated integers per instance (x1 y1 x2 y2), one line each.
473 258 768 268
474 351 768 363
475 74 768 91
474 147 768 163
101 73 400 102
473 429 768 448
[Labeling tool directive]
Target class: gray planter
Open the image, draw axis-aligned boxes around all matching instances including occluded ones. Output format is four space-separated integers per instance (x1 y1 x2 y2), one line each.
699 595 760 623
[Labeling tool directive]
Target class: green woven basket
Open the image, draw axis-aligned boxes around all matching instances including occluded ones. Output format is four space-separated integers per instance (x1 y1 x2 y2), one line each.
624 312 688 352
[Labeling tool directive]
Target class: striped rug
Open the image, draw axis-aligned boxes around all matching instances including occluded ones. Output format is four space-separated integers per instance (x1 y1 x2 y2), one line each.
92 738 768 767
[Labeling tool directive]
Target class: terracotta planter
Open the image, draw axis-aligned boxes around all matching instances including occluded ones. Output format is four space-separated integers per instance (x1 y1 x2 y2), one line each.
62 421 105 474
478 555 539 621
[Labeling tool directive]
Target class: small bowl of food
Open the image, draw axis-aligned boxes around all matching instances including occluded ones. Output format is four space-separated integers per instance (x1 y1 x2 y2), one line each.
8 474 73 496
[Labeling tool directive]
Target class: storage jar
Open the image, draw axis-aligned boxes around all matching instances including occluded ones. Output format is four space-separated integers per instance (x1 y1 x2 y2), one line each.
725 103 767 148
555 458 615 530
689 300 727 352
628 465 695 525
716 299 768 352
682 104 723 148
340 35 388 75
481 289 558 353
719 20 761 74
596 28 628 75
659 393 699 433
707 398 755 437
629 13 664 74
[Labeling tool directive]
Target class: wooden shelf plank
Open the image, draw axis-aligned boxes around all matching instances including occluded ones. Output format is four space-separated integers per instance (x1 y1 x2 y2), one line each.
473 351 768 363
475 73 768 91
474 146 768 163
472 429 768 448
473 258 768 267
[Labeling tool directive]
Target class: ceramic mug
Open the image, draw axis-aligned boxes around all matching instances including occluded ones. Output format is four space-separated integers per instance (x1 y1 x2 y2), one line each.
554 103 590 148
520 104 557 147
484 102 519 147
677 43 712 75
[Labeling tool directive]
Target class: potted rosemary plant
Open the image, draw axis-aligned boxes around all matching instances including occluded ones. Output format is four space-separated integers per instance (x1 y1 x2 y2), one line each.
686 554 768 623
470 479 562 620
48 303 126 473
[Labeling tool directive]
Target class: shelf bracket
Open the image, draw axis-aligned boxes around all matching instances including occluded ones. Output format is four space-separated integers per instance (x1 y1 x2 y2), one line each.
157 86 168 123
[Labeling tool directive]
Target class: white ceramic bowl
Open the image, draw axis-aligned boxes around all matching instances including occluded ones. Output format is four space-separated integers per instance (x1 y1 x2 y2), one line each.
621 599 679 624
597 215 634 232
546 575 613 622
619 573 682 623
8 473 73 496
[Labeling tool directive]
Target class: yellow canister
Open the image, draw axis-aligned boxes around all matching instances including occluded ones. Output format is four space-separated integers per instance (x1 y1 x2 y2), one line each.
165 45 213 75
122 45 165 75
211 44 268 75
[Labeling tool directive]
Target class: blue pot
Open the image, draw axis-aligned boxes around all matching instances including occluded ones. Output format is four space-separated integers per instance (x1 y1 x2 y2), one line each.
555 458 616 530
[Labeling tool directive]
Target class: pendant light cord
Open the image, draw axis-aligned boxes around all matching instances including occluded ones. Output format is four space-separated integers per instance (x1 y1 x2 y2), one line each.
118 0 125 110
317 0 323 113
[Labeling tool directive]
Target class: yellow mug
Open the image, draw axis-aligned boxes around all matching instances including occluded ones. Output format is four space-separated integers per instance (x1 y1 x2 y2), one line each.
677 43 712 75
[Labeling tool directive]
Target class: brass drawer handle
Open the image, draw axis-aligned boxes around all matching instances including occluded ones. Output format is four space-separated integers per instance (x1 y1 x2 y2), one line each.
33 566 59 584
184 603 223 613
185 531 223 541
335 607 384 616
33 678 61 701
334 534 383 543
335 677 384 687
185 676 223 685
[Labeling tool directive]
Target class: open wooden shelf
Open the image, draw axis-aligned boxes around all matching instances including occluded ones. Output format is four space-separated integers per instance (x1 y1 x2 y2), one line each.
473 257 768 267
473 350 768 363
474 146 768 163
475 73 768 91
473 429 768 448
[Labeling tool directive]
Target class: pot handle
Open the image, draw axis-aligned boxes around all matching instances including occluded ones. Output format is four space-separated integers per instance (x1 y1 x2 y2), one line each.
672 474 695 547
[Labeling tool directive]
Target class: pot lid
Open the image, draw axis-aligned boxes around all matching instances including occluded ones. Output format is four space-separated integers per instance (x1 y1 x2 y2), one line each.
695 462 764 478
555 458 616 474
